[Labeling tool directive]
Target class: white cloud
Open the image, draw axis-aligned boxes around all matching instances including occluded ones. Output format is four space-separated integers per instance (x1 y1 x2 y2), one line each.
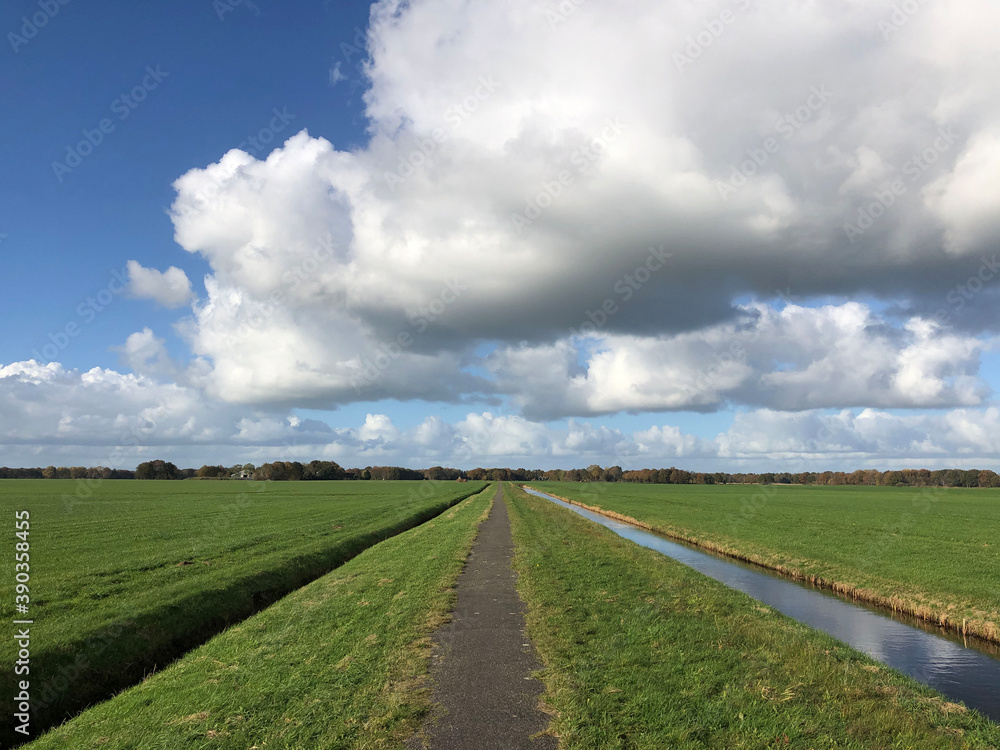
116 328 177 380
148 0 1000 415
13 1 1000 472
329 61 347 86
925 128 1000 254
3 357 999 471
489 303 992 419
718 408 1000 465
358 413 401 444
126 260 195 309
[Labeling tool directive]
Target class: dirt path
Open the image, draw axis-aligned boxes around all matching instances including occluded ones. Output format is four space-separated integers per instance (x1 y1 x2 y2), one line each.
409 485 556 749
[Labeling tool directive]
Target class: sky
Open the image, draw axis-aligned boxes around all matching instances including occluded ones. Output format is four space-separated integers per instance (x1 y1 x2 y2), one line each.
2 0 1000 472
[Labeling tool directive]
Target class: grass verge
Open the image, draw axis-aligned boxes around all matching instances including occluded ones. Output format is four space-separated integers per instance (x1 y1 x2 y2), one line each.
505 483 1000 749
524 482 1000 644
18 484 494 749
1 480 486 747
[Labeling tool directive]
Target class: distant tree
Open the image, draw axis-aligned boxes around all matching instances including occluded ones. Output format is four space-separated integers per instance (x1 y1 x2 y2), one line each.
305 460 344 480
423 466 464 482
85 466 112 480
979 470 1000 488
883 470 906 486
253 462 289 481
670 468 693 484
135 460 180 480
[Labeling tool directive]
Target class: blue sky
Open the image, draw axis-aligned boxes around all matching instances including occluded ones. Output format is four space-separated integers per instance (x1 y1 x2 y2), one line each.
2 0 999 471
2 0 373 370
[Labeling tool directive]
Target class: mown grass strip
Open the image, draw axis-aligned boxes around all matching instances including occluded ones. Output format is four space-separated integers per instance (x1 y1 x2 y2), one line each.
505 483 1000 749
526 482 1000 644
18 484 494 749
0 480 486 747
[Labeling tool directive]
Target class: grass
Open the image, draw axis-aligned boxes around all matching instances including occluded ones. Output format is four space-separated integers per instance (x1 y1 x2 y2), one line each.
0 479 486 745
17 483 495 750
524 482 1000 643
505 483 1000 748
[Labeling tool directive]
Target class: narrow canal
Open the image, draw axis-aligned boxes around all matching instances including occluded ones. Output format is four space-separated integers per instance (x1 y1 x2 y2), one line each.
522 487 1000 722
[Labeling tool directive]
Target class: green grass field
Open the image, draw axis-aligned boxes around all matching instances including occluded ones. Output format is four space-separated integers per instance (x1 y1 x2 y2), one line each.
524 481 1000 643
505 483 1000 748
17 484 495 749
0 478 485 744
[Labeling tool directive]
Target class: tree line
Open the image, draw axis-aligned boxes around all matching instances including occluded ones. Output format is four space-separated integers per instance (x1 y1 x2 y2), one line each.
1 462 998 487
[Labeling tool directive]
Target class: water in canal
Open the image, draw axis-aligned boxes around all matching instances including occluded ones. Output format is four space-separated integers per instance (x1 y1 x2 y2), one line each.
522 487 1000 722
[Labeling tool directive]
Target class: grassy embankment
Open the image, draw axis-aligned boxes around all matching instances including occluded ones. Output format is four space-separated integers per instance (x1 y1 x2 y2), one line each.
505 483 1000 748
524 482 1000 644
17 484 495 749
0 479 486 745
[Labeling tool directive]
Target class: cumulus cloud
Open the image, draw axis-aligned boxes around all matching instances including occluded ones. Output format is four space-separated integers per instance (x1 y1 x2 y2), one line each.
925 128 1000 254
13 1 1000 472
488 303 992 419
147 0 1000 416
116 328 178 380
126 260 195 309
717 408 1000 465
3 358 999 470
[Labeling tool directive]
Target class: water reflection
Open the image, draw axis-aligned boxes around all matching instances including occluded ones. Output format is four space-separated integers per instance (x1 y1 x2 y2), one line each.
523 487 1000 722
